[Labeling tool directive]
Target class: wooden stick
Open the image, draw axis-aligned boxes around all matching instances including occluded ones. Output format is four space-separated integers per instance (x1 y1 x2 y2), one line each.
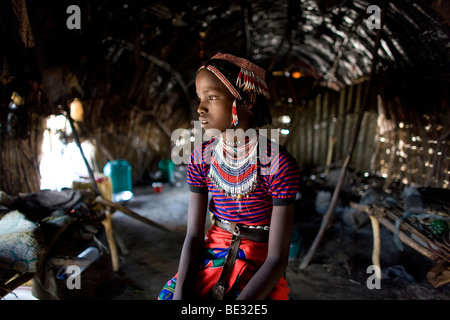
349 202 382 277
378 216 438 261
0 272 34 299
59 104 101 196
96 196 172 233
111 219 129 255
382 207 449 257
102 209 119 272
427 260 448 279
324 136 337 176
424 240 450 263
426 260 450 288
426 129 450 186
368 215 382 280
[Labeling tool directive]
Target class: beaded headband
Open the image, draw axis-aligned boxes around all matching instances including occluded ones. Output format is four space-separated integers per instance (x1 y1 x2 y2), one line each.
199 53 270 125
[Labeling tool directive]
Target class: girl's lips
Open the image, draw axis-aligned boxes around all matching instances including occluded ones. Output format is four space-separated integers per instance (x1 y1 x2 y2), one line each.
199 118 208 126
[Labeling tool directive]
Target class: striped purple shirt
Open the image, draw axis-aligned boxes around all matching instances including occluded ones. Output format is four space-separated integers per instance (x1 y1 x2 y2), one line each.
187 136 301 225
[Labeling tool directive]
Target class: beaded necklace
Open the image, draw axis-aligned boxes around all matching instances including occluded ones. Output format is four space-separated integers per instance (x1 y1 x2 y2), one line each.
208 134 259 200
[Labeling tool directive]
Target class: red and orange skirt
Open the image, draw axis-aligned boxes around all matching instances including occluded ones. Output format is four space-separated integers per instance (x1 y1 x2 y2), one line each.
158 224 289 300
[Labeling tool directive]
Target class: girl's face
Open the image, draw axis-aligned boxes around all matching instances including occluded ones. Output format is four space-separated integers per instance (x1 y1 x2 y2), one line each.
195 69 235 137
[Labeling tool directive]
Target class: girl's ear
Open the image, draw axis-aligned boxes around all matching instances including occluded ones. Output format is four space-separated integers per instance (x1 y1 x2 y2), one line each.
243 92 257 110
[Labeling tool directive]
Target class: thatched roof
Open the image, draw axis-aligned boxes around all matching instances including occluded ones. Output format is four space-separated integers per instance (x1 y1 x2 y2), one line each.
3 0 449 106
90 0 450 88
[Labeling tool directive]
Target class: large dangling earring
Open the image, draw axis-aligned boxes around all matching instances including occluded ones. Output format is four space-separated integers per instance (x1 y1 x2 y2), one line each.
231 99 238 126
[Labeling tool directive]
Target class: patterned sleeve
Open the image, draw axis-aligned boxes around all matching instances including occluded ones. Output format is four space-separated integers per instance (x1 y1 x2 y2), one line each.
267 146 301 206
186 142 210 193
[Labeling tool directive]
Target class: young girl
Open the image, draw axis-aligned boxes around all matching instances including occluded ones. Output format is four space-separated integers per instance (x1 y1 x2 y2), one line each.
158 53 300 300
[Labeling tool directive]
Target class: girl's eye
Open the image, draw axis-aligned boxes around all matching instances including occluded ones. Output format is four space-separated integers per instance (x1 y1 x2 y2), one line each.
208 96 218 101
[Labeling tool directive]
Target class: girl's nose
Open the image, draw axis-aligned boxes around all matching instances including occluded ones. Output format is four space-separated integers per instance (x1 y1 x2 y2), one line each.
197 102 207 115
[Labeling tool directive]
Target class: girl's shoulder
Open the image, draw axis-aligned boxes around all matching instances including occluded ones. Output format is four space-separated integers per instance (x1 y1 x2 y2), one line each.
258 135 298 165
193 137 217 151
190 137 217 165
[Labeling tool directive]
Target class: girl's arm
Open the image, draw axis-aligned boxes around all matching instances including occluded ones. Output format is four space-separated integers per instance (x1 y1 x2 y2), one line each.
236 203 294 300
173 191 208 300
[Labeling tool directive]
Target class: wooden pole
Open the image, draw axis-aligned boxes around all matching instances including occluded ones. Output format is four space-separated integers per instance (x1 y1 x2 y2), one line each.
324 136 337 175
377 216 438 261
95 196 172 233
350 202 382 277
59 104 101 196
368 215 382 280
299 0 388 270
102 209 120 272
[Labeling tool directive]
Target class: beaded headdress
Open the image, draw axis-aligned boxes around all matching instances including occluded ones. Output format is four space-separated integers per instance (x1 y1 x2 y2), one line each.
199 53 270 125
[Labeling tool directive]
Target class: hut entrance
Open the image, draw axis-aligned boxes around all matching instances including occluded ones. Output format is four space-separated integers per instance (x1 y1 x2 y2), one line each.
39 114 97 191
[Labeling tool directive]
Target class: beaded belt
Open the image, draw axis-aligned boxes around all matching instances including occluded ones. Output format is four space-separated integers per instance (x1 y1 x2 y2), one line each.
213 217 269 243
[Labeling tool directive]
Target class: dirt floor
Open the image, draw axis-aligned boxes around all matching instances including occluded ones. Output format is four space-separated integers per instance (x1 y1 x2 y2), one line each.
23 173 450 301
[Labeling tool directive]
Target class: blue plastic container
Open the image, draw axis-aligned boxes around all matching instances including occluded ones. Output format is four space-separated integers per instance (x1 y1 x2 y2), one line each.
158 159 175 184
289 230 302 260
103 160 133 194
